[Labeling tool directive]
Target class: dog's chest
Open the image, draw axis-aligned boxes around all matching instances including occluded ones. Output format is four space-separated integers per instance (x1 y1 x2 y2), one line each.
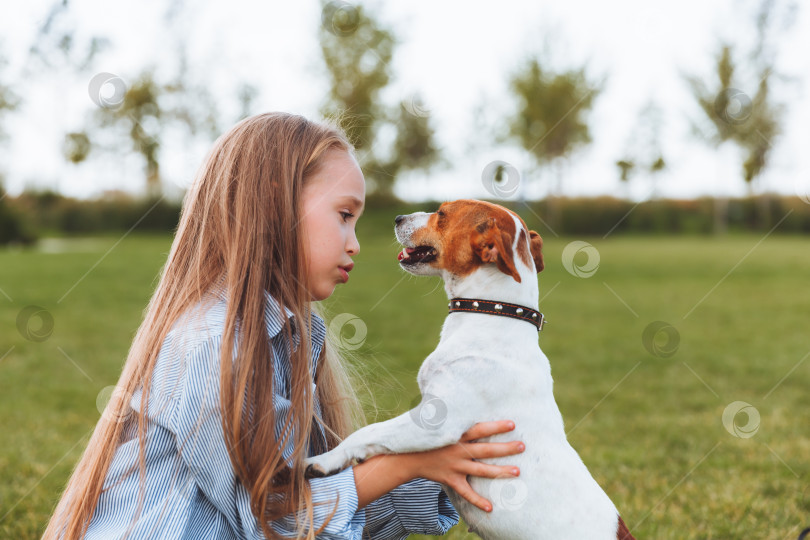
418 318 551 394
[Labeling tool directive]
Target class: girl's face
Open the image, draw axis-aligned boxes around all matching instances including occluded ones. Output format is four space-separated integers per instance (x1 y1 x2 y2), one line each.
301 148 365 301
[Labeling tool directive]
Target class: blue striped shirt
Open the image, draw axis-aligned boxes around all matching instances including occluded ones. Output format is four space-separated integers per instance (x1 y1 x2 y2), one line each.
82 286 459 539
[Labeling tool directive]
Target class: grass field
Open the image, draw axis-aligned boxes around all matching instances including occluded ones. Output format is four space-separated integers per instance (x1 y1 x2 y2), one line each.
1 208 809 539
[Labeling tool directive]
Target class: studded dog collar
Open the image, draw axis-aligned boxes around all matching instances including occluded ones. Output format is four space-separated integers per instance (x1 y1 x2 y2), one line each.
448 298 548 332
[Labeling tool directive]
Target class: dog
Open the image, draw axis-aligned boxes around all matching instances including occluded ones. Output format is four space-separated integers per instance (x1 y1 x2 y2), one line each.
305 199 635 539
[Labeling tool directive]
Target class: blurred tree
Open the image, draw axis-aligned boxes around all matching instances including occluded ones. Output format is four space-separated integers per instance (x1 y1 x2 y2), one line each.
0 48 20 145
388 97 441 179
0 45 34 245
686 45 739 234
615 159 635 198
506 56 601 226
236 83 259 121
66 52 219 199
318 1 440 197
30 0 220 200
615 100 667 200
686 0 793 230
26 0 110 74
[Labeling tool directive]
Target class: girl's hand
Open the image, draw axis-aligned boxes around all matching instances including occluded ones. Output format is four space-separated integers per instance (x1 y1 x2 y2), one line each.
401 420 525 513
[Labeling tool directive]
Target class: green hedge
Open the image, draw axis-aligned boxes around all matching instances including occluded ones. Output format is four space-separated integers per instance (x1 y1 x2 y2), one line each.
0 186 37 246
9 190 182 237
1 190 808 247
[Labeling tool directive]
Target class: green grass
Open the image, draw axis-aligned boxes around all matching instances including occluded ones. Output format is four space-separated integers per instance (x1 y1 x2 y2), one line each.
1 214 809 539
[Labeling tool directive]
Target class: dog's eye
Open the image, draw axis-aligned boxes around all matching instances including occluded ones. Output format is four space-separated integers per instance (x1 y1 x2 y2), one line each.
437 210 445 218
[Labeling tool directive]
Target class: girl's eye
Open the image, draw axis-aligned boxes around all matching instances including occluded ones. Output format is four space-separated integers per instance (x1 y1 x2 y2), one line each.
340 211 355 222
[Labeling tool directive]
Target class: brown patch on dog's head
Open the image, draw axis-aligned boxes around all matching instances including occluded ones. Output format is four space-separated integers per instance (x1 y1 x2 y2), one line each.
529 230 544 272
470 216 521 282
401 199 545 282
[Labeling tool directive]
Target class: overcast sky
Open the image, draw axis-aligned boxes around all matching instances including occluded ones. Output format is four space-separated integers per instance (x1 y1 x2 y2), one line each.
2 0 809 202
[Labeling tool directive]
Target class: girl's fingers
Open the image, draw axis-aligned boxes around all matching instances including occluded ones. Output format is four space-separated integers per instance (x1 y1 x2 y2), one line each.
462 440 525 459
468 462 521 479
460 420 515 442
448 478 493 513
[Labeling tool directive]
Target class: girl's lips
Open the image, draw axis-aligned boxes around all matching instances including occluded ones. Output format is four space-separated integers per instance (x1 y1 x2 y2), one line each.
339 267 349 283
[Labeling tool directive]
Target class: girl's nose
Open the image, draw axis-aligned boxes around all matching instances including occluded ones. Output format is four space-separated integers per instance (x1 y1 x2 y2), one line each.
347 235 360 255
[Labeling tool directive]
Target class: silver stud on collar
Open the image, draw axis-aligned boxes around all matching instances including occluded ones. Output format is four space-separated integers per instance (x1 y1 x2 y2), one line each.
531 312 537 319
472 301 479 308
455 301 461 307
516 308 523 315
494 304 503 311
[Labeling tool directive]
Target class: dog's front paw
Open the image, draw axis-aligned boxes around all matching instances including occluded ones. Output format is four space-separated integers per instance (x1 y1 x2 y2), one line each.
303 451 350 478
304 462 328 479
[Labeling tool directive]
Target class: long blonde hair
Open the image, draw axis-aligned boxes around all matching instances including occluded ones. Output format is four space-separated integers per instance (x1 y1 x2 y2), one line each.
44 112 366 539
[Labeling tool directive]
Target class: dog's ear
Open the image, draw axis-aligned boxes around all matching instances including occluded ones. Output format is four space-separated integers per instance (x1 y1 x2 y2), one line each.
470 218 521 282
529 230 544 273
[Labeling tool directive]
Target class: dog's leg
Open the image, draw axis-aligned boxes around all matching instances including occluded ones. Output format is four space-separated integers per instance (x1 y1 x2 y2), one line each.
304 395 469 478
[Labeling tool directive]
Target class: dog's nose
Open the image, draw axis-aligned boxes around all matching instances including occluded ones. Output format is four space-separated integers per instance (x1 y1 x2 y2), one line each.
395 215 405 225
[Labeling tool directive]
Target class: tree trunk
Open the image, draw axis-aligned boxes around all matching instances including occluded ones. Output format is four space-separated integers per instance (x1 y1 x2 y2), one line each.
146 162 161 199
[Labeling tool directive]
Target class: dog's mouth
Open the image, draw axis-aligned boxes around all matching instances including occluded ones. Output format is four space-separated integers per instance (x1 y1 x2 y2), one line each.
397 245 438 265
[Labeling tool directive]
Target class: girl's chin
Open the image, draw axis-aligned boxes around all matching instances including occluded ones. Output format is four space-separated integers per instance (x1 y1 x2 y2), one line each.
310 283 337 302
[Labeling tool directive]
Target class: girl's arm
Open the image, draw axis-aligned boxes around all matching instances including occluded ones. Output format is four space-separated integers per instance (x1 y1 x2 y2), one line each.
353 419 523 512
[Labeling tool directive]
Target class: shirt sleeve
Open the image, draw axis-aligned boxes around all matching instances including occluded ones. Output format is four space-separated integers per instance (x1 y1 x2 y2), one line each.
165 334 367 539
362 478 459 539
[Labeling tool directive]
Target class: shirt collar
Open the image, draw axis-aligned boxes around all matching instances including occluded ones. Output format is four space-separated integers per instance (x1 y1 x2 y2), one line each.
211 276 327 373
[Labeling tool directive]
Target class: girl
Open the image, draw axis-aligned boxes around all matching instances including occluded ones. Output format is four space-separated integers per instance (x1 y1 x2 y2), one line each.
44 112 525 539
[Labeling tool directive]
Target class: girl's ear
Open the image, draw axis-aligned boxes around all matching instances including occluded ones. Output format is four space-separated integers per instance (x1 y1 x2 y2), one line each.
529 230 544 272
470 218 521 283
